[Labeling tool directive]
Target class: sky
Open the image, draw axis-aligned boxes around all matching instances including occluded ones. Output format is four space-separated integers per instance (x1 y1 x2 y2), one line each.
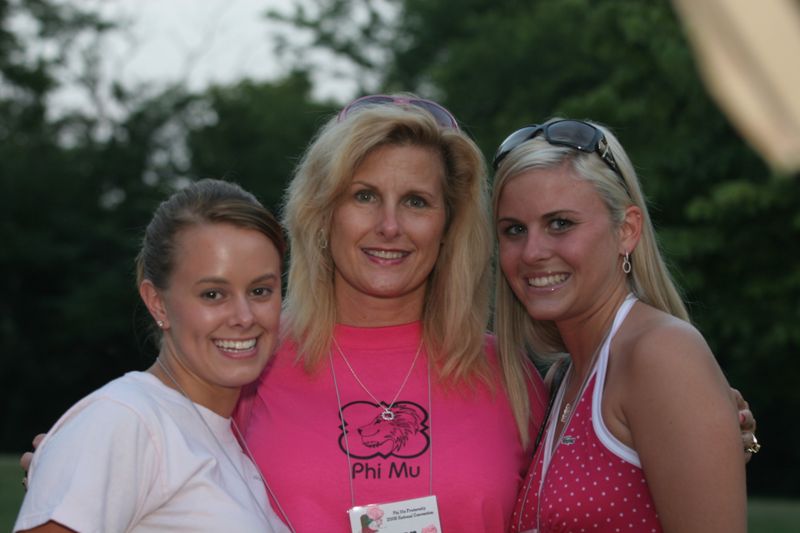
48 0 359 115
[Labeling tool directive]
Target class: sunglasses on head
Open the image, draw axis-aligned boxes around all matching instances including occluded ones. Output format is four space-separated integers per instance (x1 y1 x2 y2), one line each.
337 94 460 130
492 119 621 179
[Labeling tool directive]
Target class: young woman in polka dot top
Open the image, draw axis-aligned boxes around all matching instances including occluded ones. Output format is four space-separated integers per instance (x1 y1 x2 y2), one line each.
491 119 747 532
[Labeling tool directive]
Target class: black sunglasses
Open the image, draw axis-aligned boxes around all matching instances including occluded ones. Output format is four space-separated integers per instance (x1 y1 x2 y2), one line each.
492 119 621 178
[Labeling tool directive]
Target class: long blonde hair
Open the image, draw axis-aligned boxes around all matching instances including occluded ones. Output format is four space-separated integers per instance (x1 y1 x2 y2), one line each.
492 119 688 384
282 97 493 387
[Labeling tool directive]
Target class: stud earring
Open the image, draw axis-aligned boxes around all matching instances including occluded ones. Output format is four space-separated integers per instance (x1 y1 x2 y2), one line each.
157 320 164 328
622 252 632 274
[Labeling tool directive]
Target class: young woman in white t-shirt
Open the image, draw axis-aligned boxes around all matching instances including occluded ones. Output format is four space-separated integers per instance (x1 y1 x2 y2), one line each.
15 179 290 533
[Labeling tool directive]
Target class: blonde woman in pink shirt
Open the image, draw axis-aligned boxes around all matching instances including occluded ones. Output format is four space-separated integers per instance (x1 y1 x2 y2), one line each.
234 95 549 532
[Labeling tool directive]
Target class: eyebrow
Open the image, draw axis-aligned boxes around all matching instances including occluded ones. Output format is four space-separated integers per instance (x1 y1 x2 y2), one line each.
194 273 279 286
495 209 579 223
543 209 579 217
349 180 441 194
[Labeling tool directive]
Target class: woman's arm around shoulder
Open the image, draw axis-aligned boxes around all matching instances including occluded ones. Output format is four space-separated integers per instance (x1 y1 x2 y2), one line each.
618 310 747 533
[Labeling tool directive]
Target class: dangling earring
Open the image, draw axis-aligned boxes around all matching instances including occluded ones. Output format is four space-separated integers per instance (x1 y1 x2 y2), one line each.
622 252 632 274
317 229 328 250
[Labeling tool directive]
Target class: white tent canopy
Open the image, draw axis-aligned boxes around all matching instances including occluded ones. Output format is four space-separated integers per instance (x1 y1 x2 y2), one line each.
672 0 800 174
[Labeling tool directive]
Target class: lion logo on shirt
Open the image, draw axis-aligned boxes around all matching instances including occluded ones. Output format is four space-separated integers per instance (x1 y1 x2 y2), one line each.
337 400 429 459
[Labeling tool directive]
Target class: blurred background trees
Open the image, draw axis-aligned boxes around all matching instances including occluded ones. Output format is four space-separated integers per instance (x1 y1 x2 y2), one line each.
2 0 796 497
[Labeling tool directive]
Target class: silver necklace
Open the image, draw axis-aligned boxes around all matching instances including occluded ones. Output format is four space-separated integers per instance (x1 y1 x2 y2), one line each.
560 399 573 424
328 345 434 508
332 336 422 421
155 358 295 533
558 354 596 425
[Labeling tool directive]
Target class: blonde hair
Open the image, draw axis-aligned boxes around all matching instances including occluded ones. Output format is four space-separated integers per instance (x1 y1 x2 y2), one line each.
282 97 493 387
492 119 688 364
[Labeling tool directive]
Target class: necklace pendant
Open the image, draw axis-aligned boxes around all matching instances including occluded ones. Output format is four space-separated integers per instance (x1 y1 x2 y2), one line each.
381 409 395 421
560 402 572 423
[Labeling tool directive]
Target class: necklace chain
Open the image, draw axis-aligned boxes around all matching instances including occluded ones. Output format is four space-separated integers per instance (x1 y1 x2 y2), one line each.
155 358 295 533
332 336 423 420
558 354 599 426
560 401 573 424
328 340 433 508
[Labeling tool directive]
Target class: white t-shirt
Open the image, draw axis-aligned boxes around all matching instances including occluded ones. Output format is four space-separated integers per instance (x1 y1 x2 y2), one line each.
14 372 290 533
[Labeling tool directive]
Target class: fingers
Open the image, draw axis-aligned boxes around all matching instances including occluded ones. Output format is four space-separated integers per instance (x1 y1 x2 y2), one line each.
732 386 757 444
730 387 749 410
20 433 46 491
20 451 33 472
21 433 46 471
729 388 760 463
739 408 756 433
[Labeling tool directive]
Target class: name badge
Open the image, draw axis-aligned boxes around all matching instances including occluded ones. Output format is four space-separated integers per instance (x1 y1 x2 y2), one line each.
348 495 441 533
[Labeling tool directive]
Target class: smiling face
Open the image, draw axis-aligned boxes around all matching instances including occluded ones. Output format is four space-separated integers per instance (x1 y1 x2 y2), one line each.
496 165 632 326
330 143 448 324
141 222 282 415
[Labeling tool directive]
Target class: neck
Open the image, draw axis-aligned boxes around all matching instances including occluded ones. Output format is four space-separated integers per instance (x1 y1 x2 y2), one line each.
148 356 239 418
334 283 426 327
557 288 630 376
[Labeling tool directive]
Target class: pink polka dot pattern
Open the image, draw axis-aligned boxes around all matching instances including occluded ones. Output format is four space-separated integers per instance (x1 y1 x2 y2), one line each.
510 375 662 532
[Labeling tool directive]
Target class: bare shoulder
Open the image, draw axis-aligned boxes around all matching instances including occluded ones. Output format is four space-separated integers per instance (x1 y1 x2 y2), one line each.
617 303 717 377
610 301 735 421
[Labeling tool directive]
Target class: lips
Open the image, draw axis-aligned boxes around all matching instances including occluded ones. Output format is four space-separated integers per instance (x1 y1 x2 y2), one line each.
526 273 569 288
363 248 409 260
213 337 257 355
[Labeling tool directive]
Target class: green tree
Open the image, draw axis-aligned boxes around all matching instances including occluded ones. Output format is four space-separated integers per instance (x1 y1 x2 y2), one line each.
187 71 336 213
2 95 193 456
1 0 334 451
0 0 133 449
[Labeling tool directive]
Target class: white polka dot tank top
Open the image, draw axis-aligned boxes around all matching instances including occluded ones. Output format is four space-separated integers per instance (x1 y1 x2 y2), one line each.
511 296 662 533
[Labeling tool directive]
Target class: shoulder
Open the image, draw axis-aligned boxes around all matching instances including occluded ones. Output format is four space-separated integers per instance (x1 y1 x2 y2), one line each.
99 372 170 404
65 373 165 416
29 374 166 486
618 304 714 376
612 302 731 418
43 373 168 445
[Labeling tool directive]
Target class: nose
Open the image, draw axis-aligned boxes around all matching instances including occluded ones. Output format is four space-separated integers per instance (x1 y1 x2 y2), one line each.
376 204 400 239
521 230 550 264
229 294 255 328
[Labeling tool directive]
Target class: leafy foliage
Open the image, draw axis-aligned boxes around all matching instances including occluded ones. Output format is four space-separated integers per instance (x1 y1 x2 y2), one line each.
186 71 336 212
0 3 329 451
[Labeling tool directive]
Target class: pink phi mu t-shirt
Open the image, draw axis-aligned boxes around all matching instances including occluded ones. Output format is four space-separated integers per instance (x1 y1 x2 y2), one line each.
235 322 547 532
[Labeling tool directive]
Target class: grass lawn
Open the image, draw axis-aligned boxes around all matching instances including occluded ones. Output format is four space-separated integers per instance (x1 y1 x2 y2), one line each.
1 454 798 530
748 497 800 532
1 454 25 531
